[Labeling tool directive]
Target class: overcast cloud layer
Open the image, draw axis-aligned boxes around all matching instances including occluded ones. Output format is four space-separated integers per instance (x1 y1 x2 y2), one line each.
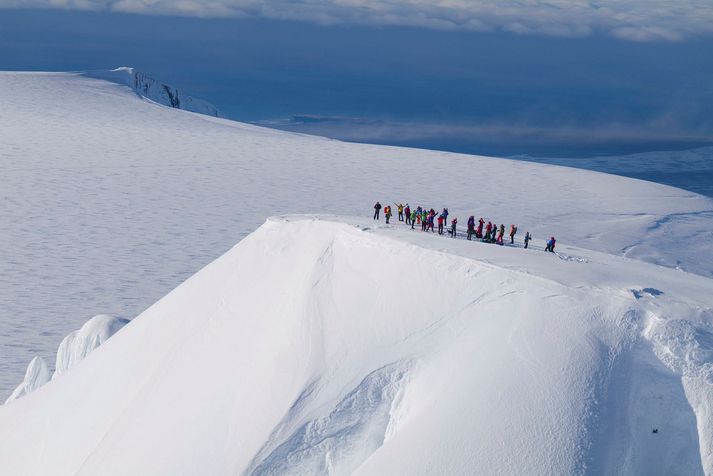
2 0 713 41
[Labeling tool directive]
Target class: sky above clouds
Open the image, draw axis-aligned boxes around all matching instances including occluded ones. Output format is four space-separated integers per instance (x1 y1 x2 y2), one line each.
2 0 713 42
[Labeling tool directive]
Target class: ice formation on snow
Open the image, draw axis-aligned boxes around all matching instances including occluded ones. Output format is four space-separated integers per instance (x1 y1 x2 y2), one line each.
4 314 129 404
85 67 220 117
4 357 51 404
53 314 130 378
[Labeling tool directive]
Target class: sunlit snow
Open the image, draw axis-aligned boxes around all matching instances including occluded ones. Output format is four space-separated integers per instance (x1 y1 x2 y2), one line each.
0 71 712 475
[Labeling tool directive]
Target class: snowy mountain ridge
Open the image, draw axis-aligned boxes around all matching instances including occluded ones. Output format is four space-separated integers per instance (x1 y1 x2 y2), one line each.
1 71 712 474
85 67 220 117
1 215 711 475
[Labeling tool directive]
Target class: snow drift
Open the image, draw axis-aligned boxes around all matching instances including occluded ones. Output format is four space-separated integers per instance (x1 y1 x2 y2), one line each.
0 216 711 475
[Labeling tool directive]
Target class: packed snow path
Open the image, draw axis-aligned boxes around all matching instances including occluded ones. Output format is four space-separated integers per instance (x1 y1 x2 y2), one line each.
0 216 711 475
1 70 712 401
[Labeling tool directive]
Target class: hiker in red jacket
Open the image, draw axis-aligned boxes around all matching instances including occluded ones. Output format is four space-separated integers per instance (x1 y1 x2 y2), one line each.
509 224 518 244
437 215 445 235
477 218 484 238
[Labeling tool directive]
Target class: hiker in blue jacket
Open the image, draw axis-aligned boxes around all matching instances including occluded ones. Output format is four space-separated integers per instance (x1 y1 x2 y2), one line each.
545 236 556 252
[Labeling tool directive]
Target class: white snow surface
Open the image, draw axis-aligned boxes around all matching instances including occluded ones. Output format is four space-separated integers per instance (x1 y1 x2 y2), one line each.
2 70 712 399
0 71 713 474
1 215 712 475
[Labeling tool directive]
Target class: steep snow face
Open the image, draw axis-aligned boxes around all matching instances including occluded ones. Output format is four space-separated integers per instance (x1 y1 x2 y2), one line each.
0 217 710 475
1 70 713 398
85 67 220 117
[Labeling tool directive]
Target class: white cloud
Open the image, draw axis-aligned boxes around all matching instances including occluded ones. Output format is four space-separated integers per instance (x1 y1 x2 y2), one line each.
2 0 713 41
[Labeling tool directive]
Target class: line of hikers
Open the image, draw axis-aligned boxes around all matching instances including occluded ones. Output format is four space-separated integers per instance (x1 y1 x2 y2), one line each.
373 201 556 252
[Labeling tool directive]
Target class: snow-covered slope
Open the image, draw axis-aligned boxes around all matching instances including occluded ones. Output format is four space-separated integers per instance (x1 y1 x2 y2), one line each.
2 70 712 399
0 216 711 475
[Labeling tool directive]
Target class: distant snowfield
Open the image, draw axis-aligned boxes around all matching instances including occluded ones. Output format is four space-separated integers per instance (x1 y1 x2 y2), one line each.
0 71 712 474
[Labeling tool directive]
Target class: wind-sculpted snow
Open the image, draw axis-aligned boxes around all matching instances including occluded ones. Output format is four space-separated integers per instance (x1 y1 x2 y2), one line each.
249 363 409 476
0 217 710 474
2 71 713 398
646 314 713 471
4 314 129 403
53 314 129 378
4 356 50 404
